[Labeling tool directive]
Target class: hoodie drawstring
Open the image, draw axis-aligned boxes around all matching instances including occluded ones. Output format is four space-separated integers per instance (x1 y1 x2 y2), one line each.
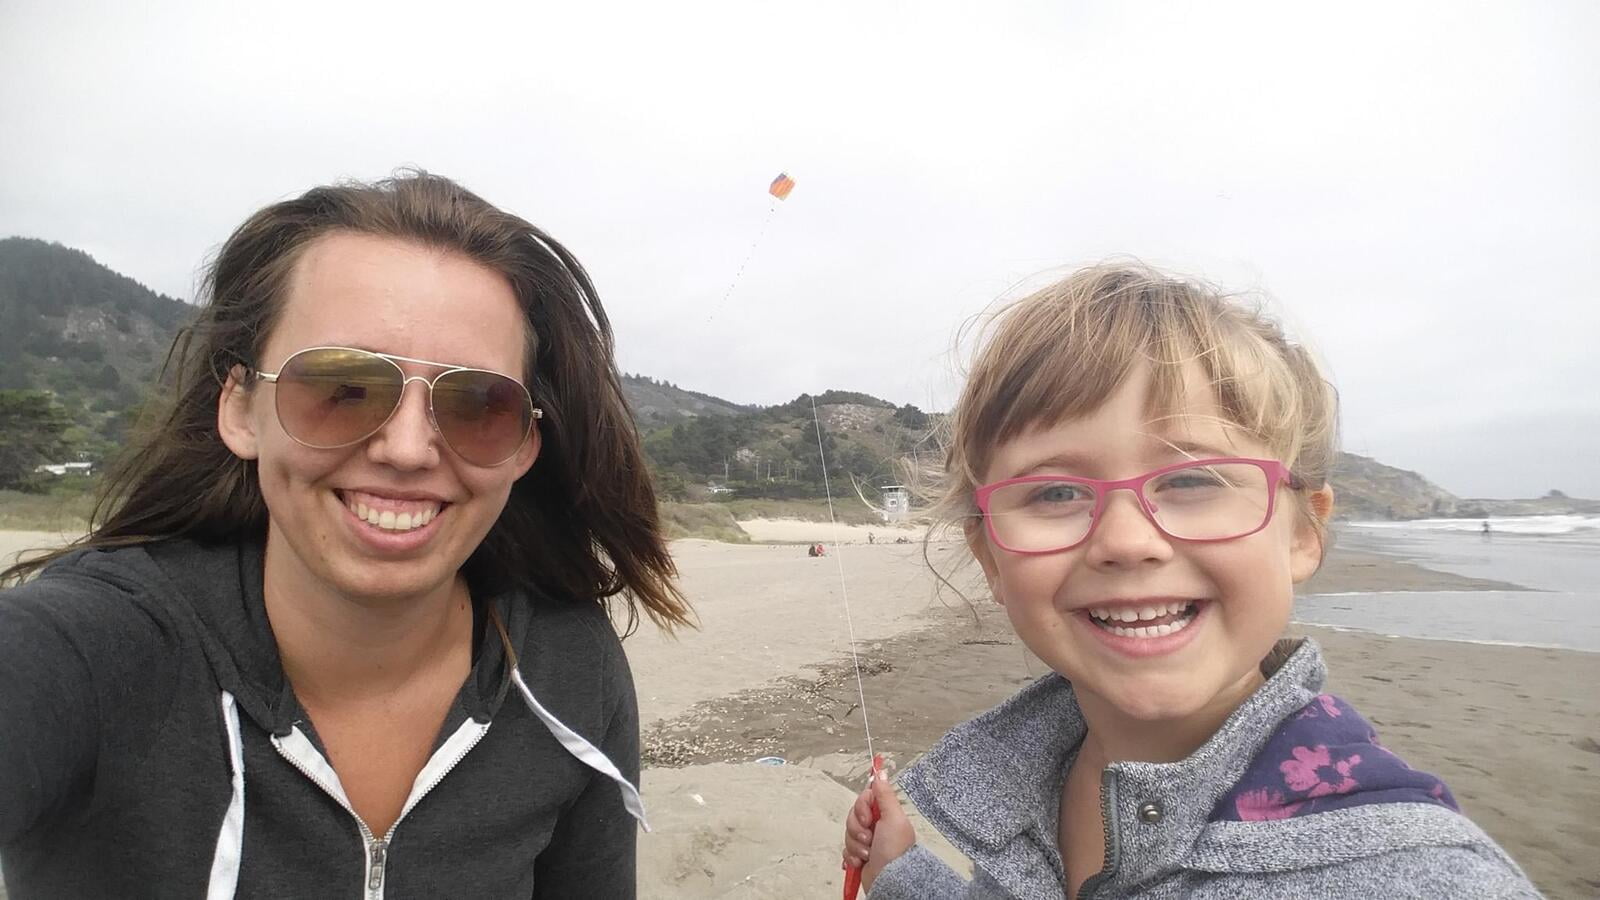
207 690 245 900
508 667 650 831
490 604 649 831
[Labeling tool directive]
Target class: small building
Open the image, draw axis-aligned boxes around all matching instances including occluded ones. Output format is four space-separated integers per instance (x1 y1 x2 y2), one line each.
880 484 910 523
34 461 96 477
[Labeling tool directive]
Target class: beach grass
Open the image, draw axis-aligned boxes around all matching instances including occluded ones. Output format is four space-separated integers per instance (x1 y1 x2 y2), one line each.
659 502 752 543
0 485 95 532
712 497 883 526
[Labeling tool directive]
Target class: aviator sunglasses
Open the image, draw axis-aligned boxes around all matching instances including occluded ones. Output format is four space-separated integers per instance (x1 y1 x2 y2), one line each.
253 346 541 467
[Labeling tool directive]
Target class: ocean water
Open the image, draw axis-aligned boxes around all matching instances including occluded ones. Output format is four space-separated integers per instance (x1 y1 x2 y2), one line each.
1292 517 1600 652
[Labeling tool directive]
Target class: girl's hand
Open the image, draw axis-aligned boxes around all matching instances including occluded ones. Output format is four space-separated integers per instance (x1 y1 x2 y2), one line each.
842 768 916 892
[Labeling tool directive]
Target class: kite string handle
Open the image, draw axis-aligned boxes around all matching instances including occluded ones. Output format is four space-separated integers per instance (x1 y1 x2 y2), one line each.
842 753 885 899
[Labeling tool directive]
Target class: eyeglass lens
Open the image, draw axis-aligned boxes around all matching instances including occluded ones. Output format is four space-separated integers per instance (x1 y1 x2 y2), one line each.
271 348 532 466
984 462 1274 552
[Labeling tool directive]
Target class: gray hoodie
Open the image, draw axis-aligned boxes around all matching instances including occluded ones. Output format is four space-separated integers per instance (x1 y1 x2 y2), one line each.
0 539 645 899
870 640 1541 899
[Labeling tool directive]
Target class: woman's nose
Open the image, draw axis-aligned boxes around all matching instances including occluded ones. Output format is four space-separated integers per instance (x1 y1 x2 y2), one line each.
365 378 441 469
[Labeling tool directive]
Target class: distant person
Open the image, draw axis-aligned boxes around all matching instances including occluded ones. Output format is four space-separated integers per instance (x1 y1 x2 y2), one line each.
869 532 876 545
841 265 1538 897
1483 519 1492 538
0 173 690 898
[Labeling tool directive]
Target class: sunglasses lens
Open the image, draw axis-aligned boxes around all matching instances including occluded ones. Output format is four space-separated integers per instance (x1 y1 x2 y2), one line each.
431 370 534 466
273 349 402 448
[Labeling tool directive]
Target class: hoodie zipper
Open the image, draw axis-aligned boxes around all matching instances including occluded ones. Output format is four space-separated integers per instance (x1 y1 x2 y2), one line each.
1074 769 1120 900
272 720 490 899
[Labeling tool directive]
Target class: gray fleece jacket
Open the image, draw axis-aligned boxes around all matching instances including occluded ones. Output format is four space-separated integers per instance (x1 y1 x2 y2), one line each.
0 539 645 899
870 640 1541 900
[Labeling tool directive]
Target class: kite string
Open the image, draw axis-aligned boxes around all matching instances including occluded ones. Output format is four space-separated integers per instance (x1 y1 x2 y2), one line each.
810 395 875 761
705 198 780 323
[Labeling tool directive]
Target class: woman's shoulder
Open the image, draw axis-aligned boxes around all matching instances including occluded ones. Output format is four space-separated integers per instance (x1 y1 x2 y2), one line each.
519 589 626 648
505 587 633 689
6 542 167 620
18 536 238 590
1 540 207 667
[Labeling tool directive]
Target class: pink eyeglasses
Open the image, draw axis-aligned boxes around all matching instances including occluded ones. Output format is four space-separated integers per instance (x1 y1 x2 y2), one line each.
974 457 1296 555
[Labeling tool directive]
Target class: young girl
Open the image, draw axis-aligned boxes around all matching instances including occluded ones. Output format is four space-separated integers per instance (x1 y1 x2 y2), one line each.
842 265 1540 898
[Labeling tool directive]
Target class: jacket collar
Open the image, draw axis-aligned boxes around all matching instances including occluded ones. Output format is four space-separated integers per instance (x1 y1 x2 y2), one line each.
899 639 1326 894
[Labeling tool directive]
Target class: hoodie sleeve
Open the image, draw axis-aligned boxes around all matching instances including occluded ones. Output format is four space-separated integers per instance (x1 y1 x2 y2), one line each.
0 562 178 844
868 843 974 899
530 622 640 899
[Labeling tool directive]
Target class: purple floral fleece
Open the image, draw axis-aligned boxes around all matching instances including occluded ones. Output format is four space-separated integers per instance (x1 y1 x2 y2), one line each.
1211 693 1459 822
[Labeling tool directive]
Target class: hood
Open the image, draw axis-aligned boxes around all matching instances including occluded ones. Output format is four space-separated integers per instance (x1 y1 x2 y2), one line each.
136 538 519 737
1210 691 1457 822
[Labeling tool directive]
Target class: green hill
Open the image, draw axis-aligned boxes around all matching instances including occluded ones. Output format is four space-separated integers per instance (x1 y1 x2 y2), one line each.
1 237 1581 521
0 237 192 456
637 389 939 502
621 374 751 425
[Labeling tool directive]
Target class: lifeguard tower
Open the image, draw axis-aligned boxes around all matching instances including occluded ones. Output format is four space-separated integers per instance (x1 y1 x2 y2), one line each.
880 484 910 523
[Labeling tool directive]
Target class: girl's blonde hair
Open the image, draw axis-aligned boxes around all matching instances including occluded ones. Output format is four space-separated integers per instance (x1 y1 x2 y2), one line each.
929 262 1339 557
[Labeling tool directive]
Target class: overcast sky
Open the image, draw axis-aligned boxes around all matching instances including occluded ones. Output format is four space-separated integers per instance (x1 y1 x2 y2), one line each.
2 0 1595 498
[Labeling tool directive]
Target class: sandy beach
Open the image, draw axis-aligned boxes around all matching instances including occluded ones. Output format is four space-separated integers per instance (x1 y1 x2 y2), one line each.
0 530 78 572
733 517 927 545
3 528 1594 898
627 534 1598 899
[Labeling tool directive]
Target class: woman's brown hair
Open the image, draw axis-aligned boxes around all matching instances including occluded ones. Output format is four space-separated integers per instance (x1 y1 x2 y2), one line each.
3 172 691 633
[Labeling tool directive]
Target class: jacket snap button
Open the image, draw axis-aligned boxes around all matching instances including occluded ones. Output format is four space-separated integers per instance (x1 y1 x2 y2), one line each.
1138 801 1163 824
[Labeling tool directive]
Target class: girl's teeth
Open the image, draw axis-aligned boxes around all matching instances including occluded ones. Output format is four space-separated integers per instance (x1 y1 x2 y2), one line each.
1096 604 1198 638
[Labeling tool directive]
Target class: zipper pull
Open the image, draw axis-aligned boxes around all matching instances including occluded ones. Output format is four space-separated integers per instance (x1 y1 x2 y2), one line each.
368 839 387 894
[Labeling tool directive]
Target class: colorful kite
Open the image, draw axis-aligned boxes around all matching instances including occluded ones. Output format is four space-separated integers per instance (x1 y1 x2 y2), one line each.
768 172 796 201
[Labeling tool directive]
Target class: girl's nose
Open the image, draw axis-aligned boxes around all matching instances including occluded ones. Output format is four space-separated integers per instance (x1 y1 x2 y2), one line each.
1083 488 1173 568
365 378 441 469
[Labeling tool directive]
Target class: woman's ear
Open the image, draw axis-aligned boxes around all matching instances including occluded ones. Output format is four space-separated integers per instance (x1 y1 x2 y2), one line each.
511 422 542 479
1289 486 1335 583
217 365 262 461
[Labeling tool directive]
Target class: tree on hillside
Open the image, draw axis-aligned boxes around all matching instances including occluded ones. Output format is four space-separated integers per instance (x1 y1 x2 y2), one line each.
892 403 930 429
0 390 75 490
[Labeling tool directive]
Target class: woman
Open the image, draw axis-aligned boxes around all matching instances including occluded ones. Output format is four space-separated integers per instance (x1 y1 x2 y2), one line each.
0 172 690 898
